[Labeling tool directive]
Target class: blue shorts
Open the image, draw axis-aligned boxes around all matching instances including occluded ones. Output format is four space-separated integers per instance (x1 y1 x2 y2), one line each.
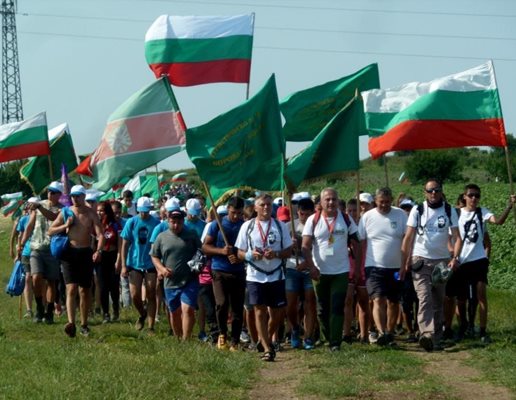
285 268 313 293
164 280 199 313
247 280 286 308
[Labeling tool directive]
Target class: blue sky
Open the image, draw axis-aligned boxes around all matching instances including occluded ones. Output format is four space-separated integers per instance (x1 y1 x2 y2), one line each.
15 0 516 171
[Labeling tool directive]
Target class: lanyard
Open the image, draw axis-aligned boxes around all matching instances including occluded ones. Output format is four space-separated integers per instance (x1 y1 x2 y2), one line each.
323 214 336 244
256 218 272 248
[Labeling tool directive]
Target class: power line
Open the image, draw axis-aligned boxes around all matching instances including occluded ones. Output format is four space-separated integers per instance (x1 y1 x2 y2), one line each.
19 12 516 43
18 30 516 62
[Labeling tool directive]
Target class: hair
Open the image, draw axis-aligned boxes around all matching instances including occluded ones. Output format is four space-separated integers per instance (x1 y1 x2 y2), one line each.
244 204 256 220
111 200 122 210
347 198 358 206
464 183 481 193
375 187 393 198
297 198 315 212
99 201 116 225
425 178 442 187
254 193 272 204
396 192 406 206
338 199 346 209
122 190 133 199
227 196 245 209
320 187 338 199
456 193 466 207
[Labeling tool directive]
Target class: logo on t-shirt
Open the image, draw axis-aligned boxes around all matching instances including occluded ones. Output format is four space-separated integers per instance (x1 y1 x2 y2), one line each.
437 215 446 229
464 219 479 243
390 221 397 229
267 231 277 246
138 227 149 245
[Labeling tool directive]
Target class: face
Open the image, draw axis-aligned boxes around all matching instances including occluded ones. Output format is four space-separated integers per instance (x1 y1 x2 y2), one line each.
464 188 481 208
168 214 184 234
71 194 85 206
48 190 61 204
97 205 105 218
112 205 121 218
346 204 358 222
227 206 243 223
321 190 338 214
123 197 132 207
360 201 373 214
424 180 443 205
254 197 273 220
376 194 393 215
297 208 313 224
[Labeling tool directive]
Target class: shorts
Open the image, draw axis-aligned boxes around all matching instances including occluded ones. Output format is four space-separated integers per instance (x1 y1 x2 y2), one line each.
285 268 313 293
247 280 287 308
61 247 94 288
365 267 401 303
128 267 157 284
21 255 31 274
30 249 60 281
446 258 489 299
164 280 199 312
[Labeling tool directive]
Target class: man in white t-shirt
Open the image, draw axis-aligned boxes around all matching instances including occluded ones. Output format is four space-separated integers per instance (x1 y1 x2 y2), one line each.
358 187 407 346
236 194 292 362
401 179 462 352
447 183 515 343
302 188 362 351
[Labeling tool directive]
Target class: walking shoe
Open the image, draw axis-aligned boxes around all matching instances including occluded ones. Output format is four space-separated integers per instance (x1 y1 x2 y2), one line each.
342 335 353 344
368 331 378 344
419 335 434 352
376 332 388 346
329 345 340 352
43 312 54 325
102 314 111 324
135 313 146 331
303 338 315 350
480 334 492 344
217 334 229 350
64 322 76 338
23 310 33 319
290 330 301 349
80 325 90 337
240 330 251 344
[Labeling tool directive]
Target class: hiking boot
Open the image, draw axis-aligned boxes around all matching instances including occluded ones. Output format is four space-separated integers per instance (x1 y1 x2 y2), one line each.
303 338 315 350
419 335 434 352
64 322 76 338
102 314 111 324
135 313 146 331
290 330 301 349
80 325 90 337
217 334 229 350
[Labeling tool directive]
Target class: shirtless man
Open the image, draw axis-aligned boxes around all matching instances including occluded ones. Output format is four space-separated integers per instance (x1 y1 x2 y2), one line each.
49 185 104 337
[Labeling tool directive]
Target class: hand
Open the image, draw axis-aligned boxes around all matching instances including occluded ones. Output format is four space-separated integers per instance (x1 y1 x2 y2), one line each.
399 266 406 281
121 267 128 278
309 266 320 281
92 250 102 263
65 216 74 229
162 268 173 278
295 260 309 271
448 258 459 271
228 254 238 264
252 248 264 261
222 245 233 256
115 258 122 274
263 248 275 260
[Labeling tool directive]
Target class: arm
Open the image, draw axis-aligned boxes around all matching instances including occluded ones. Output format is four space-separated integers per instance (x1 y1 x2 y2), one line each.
47 212 68 236
349 237 362 281
150 253 172 278
20 211 36 249
488 195 515 225
9 220 19 259
121 239 130 277
449 227 462 270
37 203 59 222
92 211 105 263
400 226 416 280
301 235 319 280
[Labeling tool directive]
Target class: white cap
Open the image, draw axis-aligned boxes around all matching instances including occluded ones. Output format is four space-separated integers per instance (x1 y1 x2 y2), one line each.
359 192 374 204
164 197 181 212
27 196 40 204
292 192 310 202
216 205 228 215
47 181 64 193
136 196 152 212
70 185 86 196
186 198 202 216
273 197 283 206
399 198 415 208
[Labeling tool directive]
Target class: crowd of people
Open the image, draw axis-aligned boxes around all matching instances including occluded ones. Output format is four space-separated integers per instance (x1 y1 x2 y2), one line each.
10 178 516 361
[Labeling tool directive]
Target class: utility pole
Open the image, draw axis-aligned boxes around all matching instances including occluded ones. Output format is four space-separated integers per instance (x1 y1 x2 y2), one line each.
1 0 23 124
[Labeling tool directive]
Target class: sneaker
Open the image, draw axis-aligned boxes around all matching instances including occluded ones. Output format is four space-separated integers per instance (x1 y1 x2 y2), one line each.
43 312 54 325
102 314 111 324
385 332 395 344
229 343 239 352
34 310 44 323
303 338 315 350
217 334 229 350
290 330 301 349
342 335 353 344
23 310 33 319
368 331 378 344
480 334 492 344
135 313 146 331
64 322 76 338
329 345 340 352
406 334 418 343
240 330 251 344
198 331 207 341
80 325 90 337
419 335 434 352
376 332 388 346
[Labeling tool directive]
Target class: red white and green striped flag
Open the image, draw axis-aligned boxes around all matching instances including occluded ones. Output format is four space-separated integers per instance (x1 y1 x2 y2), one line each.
89 77 186 191
362 61 507 159
0 112 50 163
145 14 254 87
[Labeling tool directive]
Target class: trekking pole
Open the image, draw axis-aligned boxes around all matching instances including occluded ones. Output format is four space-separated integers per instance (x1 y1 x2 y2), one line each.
18 295 23 320
201 181 230 246
503 146 515 222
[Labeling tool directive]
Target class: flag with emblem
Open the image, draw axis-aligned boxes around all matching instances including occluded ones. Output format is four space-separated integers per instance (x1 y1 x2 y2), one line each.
89 77 186 191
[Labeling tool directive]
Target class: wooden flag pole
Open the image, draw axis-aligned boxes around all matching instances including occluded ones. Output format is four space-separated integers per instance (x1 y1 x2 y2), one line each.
47 155 54 182
245 12 256 101
201 180 230 246
153 164 162 199
383 155 389 187
356 170 361 214
503 146 516 221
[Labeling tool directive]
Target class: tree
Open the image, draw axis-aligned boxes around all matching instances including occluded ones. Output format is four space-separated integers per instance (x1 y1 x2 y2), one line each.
485 134 516 183
405 149 465 184
0 160 32 197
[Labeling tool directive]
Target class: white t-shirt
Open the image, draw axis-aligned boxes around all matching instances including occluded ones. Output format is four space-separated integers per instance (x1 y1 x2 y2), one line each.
458 207 493 264
302 212 358 275
235 218 293 283
286 219 305 270
358 207 407 269
407 202 458 260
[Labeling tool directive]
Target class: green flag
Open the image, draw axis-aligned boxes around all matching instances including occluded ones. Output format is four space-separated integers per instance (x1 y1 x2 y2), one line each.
20 123 78 195
285 98 361 189
186 74 284 199
280 63 379 141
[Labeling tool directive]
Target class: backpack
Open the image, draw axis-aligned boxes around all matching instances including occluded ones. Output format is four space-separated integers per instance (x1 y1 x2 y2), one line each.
311 210 351 236
5 260 25 297
416 202 453 235
50 207 72 259
244 218 286 276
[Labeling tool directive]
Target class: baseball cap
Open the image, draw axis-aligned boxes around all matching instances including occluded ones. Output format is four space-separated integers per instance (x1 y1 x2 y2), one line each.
70 185 86 196
399 198 415 209
216 205 228 216
276 206 291 222
47 181 64 193
273 197 283 206
292 192 311 203
168 208 185 219
85 191 98 202
136 196 152 212
359 193 374 204
186 198 202 216
164 197 181 212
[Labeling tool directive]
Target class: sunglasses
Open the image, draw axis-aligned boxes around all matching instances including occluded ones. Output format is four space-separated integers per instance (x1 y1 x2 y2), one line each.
425 187 442 194
466 192 481 199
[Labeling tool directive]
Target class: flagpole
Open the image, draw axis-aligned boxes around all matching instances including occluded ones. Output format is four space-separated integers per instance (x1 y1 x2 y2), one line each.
356 170 361 214
201 180 230 246
154 164 161 199
47 155 54 181
246 12 256 101
503 146 516 221
383 155 389 187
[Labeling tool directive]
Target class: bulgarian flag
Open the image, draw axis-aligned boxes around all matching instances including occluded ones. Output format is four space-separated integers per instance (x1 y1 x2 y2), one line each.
362 61 507 159
145 14 254 87
90 77 186 191
0 112 50 163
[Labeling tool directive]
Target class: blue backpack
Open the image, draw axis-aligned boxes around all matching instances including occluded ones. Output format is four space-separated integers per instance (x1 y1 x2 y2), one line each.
5 260 25 297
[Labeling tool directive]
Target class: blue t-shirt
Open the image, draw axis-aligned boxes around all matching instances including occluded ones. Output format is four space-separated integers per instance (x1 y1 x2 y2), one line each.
121 215 159 270
150 221 168 244
185 218 206 239
16 215 31 257
207 217 245 273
